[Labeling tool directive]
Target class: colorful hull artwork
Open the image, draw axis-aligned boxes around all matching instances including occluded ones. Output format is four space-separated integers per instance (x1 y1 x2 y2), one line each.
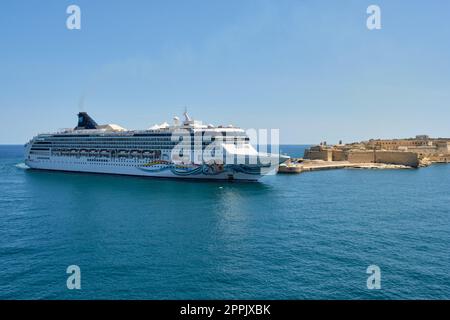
138 161 265 176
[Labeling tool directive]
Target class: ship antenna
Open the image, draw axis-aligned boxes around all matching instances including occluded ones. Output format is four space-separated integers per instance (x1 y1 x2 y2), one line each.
183 106 191 122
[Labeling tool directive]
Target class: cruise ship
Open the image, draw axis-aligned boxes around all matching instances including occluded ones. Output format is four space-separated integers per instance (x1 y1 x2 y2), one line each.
25 112 288 181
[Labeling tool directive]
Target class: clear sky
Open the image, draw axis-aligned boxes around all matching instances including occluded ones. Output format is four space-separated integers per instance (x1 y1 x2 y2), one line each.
1 0 449 144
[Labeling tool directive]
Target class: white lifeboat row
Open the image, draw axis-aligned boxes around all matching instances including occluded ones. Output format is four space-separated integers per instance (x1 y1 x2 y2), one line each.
51 148 162 158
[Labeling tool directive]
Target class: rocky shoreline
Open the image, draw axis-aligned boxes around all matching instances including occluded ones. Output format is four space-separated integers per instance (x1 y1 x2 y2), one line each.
278 159 414 174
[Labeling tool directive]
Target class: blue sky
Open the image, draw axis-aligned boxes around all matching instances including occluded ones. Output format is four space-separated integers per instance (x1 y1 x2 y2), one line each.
1 0 449 144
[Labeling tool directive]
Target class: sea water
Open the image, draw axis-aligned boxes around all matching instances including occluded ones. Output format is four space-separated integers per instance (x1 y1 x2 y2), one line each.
0 145 449 299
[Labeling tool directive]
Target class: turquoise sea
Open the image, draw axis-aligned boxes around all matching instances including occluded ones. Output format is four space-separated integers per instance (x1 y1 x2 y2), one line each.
0 145 449 299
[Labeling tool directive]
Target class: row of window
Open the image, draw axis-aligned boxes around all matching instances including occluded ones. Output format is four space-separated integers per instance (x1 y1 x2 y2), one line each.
35 160 149 167
45 136 248 142
43 141 246 146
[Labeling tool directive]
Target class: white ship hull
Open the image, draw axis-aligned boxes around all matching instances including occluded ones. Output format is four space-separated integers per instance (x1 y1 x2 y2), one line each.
25 158 266 181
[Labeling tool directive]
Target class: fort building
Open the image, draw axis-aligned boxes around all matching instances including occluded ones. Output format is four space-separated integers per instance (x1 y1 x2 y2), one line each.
303 136 450 167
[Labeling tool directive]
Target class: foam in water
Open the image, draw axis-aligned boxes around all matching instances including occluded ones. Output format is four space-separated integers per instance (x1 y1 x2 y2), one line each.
15 163 29 170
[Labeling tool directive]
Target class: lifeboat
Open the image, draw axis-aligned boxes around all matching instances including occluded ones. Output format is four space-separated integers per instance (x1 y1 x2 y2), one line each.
118 150 128 157
143 150 154 157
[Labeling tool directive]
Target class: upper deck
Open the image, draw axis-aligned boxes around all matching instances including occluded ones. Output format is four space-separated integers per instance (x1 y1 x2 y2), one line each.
29 112 251 152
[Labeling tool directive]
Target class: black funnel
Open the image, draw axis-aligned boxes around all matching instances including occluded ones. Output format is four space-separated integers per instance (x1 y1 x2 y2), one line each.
75 112 98 130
